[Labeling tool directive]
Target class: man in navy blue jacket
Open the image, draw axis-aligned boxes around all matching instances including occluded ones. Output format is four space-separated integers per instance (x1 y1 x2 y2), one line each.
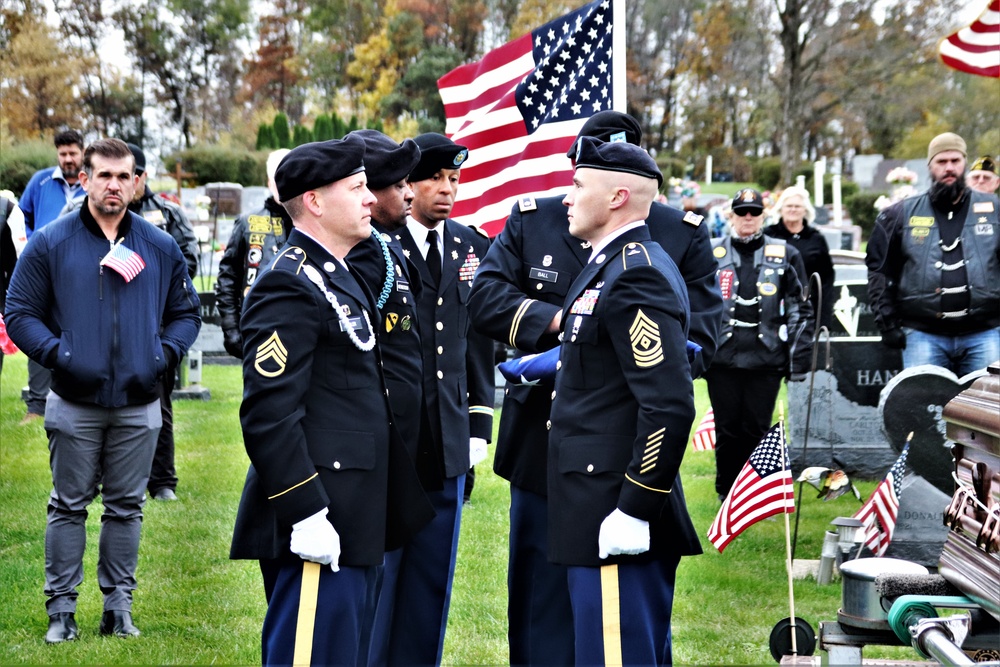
6 138 201 644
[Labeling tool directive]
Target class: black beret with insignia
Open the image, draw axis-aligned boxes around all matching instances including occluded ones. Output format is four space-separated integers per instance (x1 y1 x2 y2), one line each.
567 110 644 157
574 136 662 187
275 134 367 202
351 130 421 190
409 133 468 182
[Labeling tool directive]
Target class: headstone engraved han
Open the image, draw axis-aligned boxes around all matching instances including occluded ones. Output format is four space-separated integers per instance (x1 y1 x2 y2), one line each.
193 291 227 360
786 273 903 477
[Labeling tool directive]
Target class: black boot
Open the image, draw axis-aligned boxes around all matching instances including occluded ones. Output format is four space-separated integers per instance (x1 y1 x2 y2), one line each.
99 610 140 637
45 612 79 644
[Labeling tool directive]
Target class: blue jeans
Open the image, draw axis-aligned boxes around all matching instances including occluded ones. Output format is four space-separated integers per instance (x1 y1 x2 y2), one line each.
902 327 1000 377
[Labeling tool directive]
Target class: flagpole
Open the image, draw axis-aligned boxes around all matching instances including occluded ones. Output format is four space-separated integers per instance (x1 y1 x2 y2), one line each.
778 403 798 654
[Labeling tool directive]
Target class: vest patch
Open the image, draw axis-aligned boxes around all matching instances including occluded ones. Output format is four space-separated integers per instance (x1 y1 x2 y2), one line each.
973 201 995 213
975 223 994 235
718 269 735 300
764 244 785 258
247 215 272 233
908 216 934 227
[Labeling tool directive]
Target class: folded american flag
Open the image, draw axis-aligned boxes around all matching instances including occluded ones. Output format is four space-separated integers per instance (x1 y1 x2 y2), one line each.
100 240 145 283
498 340 704 387
499 348 559 387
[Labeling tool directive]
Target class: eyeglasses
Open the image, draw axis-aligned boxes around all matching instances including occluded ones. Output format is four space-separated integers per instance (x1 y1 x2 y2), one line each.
732 208 761 217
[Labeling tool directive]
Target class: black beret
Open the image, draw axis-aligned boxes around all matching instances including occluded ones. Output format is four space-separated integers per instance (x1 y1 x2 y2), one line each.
573 136 662 187
275 134 367 202
126 143 146 174
731 188 764 214
350 130 421 190
567 110 643 158
409 133 468 182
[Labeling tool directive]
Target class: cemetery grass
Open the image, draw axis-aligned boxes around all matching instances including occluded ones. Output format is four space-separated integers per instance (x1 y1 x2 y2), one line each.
1 354 915 664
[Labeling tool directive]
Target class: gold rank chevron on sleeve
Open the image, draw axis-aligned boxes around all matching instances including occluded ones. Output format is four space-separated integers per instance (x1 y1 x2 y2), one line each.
629 310 664 367
254 331 288 377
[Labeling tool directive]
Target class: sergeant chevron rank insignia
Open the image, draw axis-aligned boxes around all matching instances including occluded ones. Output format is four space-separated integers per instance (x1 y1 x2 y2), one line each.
629 309 664 367
254 331 288 377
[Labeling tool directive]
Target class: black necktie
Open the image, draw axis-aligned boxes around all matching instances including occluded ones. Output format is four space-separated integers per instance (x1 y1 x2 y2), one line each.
426 229 442 288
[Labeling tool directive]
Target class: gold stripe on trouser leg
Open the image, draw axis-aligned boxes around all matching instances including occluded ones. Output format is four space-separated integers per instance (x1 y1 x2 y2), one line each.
600 564 624 667
293 561 322 666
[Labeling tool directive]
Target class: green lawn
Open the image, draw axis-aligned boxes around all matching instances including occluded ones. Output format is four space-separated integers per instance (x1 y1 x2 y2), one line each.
0 353 917 664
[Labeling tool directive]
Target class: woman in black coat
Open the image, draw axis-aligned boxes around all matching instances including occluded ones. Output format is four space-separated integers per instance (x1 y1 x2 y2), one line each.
767 186 835 329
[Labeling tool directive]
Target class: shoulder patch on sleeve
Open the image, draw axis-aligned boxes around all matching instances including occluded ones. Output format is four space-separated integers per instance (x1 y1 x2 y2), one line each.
683 211 703 226
517 196 537 213
275 246 308 273
621 242 652 270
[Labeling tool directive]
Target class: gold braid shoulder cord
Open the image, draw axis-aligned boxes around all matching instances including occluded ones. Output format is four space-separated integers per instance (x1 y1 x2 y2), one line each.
301 264 376 352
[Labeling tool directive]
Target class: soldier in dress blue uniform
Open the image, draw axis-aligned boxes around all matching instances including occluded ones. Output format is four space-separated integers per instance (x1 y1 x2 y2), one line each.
229 135 432 667
341 130 426 664
467 111 720 665
547 137 700 666
370 133 494 666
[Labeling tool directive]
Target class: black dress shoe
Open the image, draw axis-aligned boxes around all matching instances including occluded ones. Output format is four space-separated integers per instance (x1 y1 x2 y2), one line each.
45 612 79 644
99 610 140 637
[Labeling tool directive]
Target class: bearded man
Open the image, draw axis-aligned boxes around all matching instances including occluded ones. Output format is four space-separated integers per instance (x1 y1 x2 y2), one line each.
866 132 1000 375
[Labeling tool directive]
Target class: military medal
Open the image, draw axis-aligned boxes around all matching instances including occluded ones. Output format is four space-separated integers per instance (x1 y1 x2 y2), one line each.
569 288 600 315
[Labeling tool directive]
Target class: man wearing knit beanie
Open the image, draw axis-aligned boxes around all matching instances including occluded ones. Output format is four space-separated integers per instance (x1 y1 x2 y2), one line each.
866 132 1000 375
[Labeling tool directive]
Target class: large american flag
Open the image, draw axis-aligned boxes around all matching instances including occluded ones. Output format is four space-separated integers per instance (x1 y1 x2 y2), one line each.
853 444 910 557
938 0 1000 78
438 0 625 236
708 423 795 552
100 240 146 283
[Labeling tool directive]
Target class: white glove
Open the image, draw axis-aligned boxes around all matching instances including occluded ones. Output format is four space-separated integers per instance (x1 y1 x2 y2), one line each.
598 508 650 559
290 508 341 572
469 437 488 467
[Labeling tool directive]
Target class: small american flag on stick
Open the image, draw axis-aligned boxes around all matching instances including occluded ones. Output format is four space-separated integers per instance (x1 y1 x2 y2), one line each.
853 441 910 557
691 409 716 451
101 239 146 283
708 423 795 552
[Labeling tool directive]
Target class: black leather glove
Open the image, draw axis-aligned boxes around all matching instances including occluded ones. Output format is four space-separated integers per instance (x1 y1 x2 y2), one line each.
787 372 808 382
881 327 906 350
223 329 244 359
